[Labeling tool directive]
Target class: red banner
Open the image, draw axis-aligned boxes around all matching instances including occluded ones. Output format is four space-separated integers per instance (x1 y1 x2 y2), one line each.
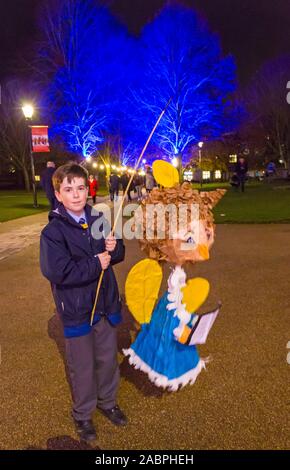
31 126 50 153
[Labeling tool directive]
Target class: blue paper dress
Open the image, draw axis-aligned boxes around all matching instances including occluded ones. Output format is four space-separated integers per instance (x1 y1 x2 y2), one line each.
123 289 205 391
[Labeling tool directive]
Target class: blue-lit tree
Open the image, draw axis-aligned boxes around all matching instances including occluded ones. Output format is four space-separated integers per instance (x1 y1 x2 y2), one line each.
117 107 147 167
129 5 238 164
35 2 239 168
37 0 133 159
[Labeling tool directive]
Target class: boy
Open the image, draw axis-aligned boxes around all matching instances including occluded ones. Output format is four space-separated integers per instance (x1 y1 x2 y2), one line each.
40 162 127 442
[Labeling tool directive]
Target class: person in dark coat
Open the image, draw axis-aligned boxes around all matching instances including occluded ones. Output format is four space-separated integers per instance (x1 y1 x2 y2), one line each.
236 156 248 192
40 162 127 442
120 172 131 201
265 161 276 178
133 173 144 201
109 173 120 202
41 161 58 210
127 172 136 200
145 168 156 192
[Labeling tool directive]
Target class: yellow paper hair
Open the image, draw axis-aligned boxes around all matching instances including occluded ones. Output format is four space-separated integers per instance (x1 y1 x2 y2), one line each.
152 160 179 187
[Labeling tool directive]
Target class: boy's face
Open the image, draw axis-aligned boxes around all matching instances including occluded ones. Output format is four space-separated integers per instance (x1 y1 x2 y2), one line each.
55 176 88 216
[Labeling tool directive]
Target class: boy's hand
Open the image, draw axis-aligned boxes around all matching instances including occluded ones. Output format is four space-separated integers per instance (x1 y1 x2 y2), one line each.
105 233 117 252
97 251 111 270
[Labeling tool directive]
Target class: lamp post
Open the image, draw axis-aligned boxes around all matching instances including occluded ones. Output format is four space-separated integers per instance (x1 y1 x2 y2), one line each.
22 104 38 207
198 141 204 188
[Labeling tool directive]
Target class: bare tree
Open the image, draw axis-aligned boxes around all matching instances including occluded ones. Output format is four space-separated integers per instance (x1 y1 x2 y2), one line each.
128 5 237 164
246 55 290 170
0 82 31 191
36 0 130 158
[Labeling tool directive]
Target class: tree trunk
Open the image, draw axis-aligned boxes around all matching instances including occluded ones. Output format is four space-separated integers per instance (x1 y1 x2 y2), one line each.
175 154 183 182
22 166 30 191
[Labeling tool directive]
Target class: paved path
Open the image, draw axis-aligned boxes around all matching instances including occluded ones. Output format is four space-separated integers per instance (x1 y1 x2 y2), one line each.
0 213 48 261
0 220 289 450
0 195 112 261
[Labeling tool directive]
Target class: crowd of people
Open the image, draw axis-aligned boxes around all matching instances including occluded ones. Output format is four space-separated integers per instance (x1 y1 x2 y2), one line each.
109 168 156 202
41 161 157 208
41 156 280 208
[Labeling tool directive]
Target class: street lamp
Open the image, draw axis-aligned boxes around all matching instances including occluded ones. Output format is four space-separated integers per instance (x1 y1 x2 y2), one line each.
172 157 179 168
198 141 204 187
22 105 34 119
22 104 38 207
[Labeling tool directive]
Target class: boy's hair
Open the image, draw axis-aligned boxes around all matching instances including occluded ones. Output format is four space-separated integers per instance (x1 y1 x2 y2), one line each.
52 162 88 192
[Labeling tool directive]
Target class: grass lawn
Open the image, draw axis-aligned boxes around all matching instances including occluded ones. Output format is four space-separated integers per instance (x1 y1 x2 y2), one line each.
200 180 290 223
0 191 50 222
0 187 109 223
1 181 290 223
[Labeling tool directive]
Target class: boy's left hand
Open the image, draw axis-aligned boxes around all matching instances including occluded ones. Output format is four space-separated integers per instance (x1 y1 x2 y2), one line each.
105 233 117 252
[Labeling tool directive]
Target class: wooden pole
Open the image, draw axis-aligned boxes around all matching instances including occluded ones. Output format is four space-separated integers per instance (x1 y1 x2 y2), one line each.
90 99 171 325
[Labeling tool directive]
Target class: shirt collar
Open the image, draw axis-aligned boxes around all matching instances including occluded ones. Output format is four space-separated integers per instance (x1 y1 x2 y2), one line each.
66 209 86 224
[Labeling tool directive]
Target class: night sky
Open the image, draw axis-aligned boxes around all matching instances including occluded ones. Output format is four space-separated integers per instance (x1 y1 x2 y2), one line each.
0 0 290 84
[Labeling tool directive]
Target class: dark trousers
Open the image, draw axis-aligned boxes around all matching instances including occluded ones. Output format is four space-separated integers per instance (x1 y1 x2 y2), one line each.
110 189 119 201
135 185 142 199
238 175 246 192
122 185 131 201
65 317 120 421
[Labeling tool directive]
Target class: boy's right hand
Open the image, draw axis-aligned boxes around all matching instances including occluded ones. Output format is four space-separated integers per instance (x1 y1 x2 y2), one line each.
97 251 111 270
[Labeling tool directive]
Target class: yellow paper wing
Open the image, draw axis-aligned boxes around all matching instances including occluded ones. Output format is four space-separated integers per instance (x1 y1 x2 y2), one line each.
152 160 179 187
181 277 210 313
125 259 163 324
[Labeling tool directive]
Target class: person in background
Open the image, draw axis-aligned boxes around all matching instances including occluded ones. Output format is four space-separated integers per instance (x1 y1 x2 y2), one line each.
88 174 98 205
41 161 58 210
235 156 248 193
120 172 131 201
127 172 136 201
265 161 276 179
145 168 156 193
109 172 120 202
134 173 144 201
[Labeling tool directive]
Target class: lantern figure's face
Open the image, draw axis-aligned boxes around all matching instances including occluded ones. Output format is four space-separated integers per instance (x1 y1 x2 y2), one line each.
159 219 215 265
133 161 225 265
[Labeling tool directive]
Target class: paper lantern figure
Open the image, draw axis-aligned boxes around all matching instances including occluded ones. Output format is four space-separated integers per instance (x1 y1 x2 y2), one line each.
123 161 225 391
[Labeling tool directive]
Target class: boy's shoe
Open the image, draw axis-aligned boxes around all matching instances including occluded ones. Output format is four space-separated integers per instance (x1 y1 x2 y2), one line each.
98 405 128 426
74 419 97 442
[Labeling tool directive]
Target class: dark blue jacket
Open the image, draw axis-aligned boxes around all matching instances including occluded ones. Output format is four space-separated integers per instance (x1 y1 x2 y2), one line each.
109 174 120 191
40 204 125 337
236 160 248 176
